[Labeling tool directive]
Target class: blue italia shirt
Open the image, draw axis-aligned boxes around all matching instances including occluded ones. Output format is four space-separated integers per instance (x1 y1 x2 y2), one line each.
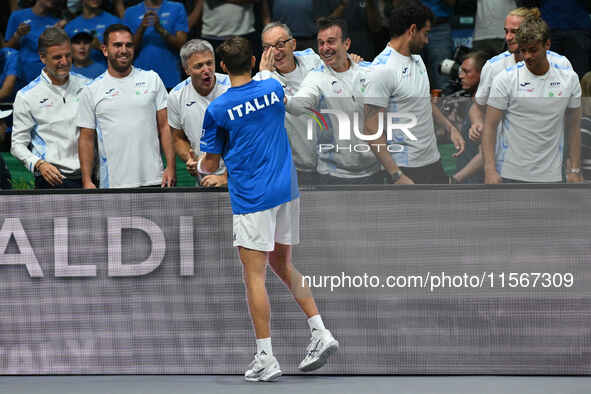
4 9 59 85
123 0 189 89
65 11 121 65
200 78 299 215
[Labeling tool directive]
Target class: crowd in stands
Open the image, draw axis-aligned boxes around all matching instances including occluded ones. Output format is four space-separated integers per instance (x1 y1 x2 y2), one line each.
0 0 590 189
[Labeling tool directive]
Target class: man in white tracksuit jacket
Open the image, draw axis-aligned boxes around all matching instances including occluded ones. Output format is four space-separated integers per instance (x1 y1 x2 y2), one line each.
11 27 89 189
282 17 382 185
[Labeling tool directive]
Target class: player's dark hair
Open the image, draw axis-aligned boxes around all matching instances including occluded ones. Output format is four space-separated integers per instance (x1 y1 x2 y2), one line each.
389 0 434 38
103 24 133 45
316 17 349 40
216 36 253 75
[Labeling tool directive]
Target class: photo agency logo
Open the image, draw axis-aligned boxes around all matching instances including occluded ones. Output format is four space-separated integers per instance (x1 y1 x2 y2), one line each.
305 108 419 153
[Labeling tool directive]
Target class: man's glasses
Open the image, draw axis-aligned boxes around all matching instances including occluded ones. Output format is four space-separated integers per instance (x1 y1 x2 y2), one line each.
262 38 293 51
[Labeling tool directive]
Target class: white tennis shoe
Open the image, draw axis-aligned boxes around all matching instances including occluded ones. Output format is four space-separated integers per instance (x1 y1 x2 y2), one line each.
244 352 282 382
298 329 339 372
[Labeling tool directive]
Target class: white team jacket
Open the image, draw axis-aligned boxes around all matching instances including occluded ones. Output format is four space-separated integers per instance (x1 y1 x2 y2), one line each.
285 57 379 178
11 70 89 174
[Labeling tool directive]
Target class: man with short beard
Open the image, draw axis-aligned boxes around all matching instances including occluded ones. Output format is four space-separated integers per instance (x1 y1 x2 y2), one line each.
11 27 90 189
283 17 382 185
168 39 230 187
363 0 465 184
77 24 176 188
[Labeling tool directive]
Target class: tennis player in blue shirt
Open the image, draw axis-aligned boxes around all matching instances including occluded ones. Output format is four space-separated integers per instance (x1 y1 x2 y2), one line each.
199 36 338 382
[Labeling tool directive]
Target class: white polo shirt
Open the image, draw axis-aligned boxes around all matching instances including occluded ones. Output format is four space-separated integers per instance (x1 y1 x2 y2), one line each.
11 70 89 174
363 45 440 168
475 50 572 106
255 48 323 173
285 56 379 178
77 67 168 188
168 73 229 181
475 50 572 172
488 61 581 182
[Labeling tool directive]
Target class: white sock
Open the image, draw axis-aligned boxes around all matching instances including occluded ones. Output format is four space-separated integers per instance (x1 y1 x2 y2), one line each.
307 314 326 333
256 337 273 356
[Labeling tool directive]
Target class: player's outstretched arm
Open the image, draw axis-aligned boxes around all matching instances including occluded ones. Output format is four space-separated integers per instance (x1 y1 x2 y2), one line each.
285 74 321 116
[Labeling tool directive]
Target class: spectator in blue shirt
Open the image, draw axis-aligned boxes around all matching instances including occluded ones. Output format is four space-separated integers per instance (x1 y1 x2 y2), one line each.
124 0 189 89
65 0 121 66
0 48 20 103
71 31 107 78
4 0 60 84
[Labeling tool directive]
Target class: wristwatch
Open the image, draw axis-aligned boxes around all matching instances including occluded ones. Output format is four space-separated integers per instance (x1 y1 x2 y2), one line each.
387 169 403 184
567 168 582 174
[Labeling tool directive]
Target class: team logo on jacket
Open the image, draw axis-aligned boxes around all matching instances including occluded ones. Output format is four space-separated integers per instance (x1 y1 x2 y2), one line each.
105 88 120 97
39 98 52 108
330 80 343 95
519 82 534 93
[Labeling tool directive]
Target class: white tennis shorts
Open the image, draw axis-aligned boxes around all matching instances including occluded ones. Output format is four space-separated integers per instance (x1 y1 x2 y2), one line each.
233 198 300 252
